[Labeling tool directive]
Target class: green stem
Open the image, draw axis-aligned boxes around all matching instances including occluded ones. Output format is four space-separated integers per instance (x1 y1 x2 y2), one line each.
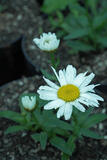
50 52 56 69
61 152 70 160
49 52 60 69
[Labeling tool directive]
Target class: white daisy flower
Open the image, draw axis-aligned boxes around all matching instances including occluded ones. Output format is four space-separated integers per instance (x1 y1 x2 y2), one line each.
37 65 104 120
21 95 36 111
33 32 60 52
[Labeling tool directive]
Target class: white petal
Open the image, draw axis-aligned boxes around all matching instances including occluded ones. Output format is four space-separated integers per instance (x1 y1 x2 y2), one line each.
51 67 60 83
74 101 86 112
39 85 57 92
64 103 73 120
78 97 99 107
33 38 40 45
37 90 57 100
80 84 96 93
57 105 65 118
78 98 90 107
80 73 95 87
73 72 87 87
43 77 59 89
65 65 76 84
58 70 67 86
81 93 104 102
44 99 65 110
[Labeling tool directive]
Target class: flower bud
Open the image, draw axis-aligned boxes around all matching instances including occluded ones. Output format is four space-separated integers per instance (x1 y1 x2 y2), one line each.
33 32 60 52
21 95 36 111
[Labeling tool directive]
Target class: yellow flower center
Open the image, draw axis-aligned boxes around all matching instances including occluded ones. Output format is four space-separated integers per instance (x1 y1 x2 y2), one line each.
57 84 80 102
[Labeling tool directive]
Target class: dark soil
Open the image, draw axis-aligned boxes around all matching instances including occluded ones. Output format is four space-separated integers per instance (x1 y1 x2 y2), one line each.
0 0 42 46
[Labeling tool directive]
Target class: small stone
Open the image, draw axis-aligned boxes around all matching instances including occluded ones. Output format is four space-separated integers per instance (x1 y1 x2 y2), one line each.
29 84 35 91
3 139 9 144
99 123 103 130
104 135 107 139
29 45 36 50
17 15 22 20
102 108 106 114
41 156 47 160
19 81 24 86
21 132 27 137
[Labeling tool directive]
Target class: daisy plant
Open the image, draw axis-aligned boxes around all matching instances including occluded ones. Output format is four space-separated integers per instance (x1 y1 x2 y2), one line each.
0 65 107 160
33 32 60 69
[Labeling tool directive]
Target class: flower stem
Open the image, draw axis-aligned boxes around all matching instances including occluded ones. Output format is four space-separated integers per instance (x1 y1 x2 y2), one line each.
50 52 56 69
50 52 60 69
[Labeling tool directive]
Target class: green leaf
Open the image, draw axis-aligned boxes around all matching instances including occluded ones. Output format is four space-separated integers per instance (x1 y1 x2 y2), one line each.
69 2 86 15
42 110 73 131
81 129 104 139
75 107 94 124
41 0 70 14
5 125 27 134
86 0 98 13
53 128 70 137
50 136 72 156
31 132 47 150
93 12 107 28
0 111 25 123
41 69 57 81
33 109 43 124
64 28 89 40
97 36 107 47
83 114 107 129
66 40 94 52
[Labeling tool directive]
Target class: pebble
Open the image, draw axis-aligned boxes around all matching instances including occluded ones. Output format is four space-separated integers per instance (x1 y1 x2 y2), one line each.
99 123 104 130
17 15 22 20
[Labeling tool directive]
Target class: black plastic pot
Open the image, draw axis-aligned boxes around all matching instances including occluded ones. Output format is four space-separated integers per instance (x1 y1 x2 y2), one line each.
0 36 38 86
21 36 41 76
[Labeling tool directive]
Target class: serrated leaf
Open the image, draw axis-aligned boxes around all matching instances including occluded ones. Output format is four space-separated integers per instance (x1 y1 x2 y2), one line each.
5 125 27 134
50 136 72 156
81 129 104 139
64 28 89 40
31 132 47 150
83 114 107 129
0 111 25 123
